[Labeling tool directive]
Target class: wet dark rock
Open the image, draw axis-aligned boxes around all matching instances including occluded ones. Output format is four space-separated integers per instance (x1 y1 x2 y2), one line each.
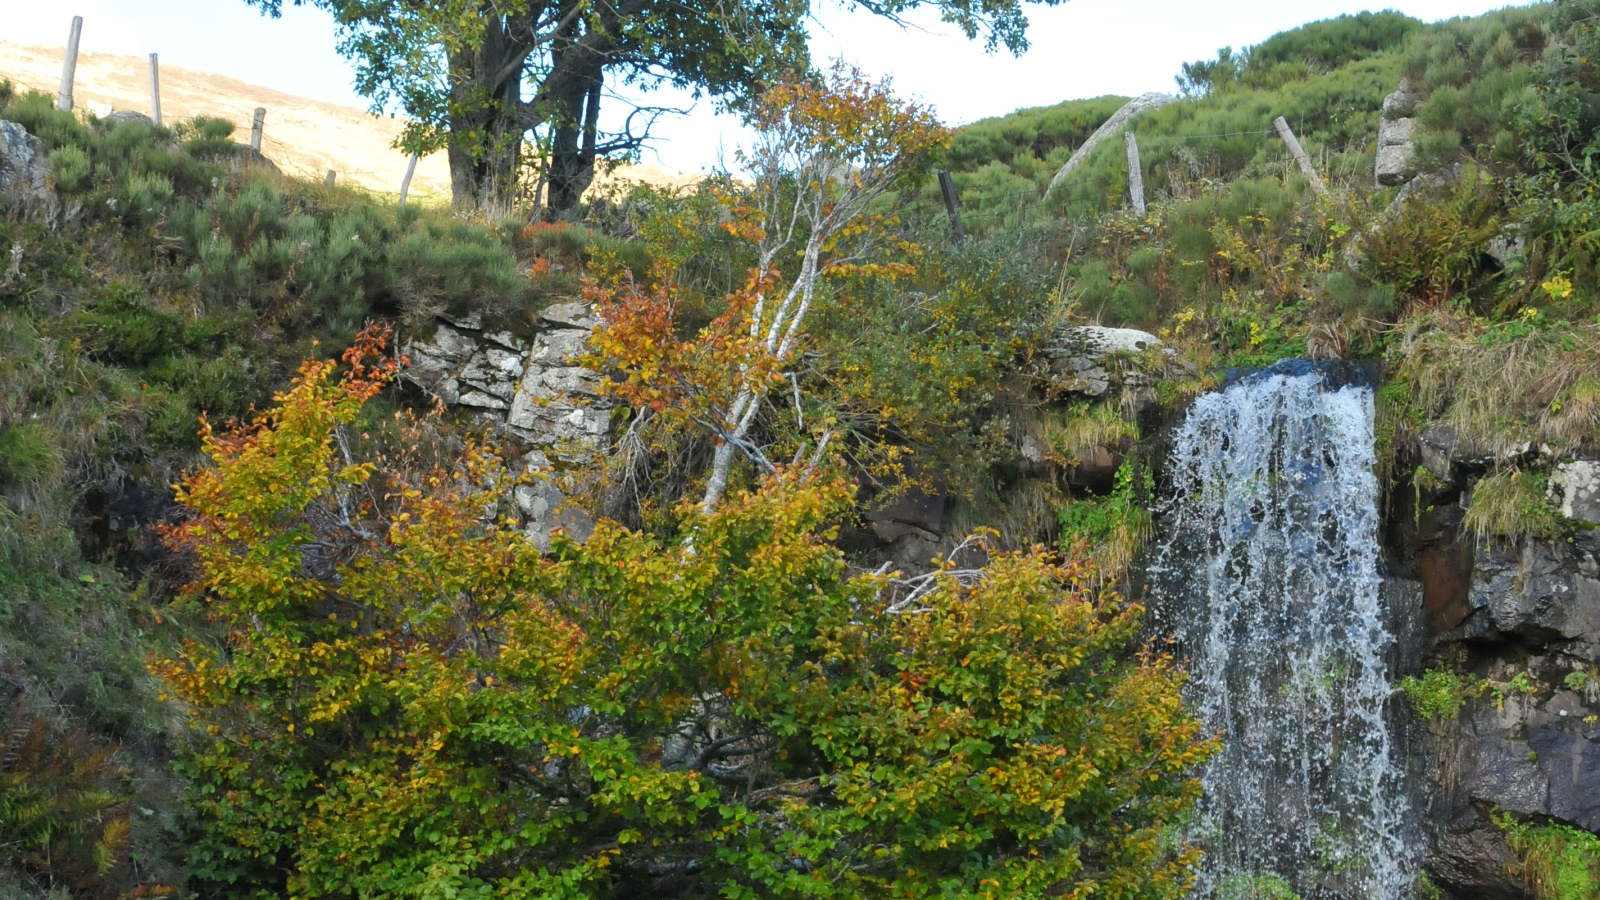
1416 424 1540 485
1425 811 1527 900
863 487 945 544
1448 534 1600 646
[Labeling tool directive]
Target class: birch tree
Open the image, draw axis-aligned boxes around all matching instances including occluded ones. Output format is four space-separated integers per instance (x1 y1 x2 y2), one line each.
589 65 947 511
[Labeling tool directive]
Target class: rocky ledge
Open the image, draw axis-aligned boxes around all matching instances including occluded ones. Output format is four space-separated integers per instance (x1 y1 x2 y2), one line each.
402 302 613 462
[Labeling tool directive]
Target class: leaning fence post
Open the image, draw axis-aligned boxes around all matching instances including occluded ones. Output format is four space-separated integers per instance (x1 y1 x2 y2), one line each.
250 107 266 153
398 152 420 207
148 53 162 125
57 16 83 112
1124 131 1146 216
1273 116 1327 196
937 169 965 242
324 170 337 186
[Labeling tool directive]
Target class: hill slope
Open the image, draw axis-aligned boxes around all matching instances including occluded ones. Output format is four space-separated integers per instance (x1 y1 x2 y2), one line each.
0 41 697 201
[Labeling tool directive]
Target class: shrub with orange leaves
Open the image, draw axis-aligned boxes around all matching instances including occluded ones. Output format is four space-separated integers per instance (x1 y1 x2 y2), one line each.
588 65 949 513
152 330 1214 900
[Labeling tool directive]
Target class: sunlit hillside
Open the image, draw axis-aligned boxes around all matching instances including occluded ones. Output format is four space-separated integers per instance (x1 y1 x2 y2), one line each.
0 40 699 202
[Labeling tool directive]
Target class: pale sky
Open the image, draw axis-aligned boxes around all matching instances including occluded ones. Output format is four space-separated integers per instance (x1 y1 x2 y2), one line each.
1 0 1531 173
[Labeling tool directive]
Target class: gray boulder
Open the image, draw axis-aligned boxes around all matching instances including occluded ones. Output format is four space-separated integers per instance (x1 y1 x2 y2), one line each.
0 120 49 217
1549 460 1600 526
516 478 596 552
1375 127 1416 186
863 487 945 544
1376 79 1422 186
1457 534 1600 646
1043 326 1161 398
105 110 155 128
1381 77 1422 119
541 301 601 330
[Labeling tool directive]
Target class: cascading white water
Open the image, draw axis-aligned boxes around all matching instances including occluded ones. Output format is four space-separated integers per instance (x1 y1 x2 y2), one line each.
1147 365 1416 900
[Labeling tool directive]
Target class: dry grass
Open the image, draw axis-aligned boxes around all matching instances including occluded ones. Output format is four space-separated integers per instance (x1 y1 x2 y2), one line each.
1463 469 1565 544
1042 401 1138 466
1392 310 1600 455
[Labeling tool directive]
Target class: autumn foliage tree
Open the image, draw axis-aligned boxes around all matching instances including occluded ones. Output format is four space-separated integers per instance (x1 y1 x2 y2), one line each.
588 66 947 512
151 328 1214 899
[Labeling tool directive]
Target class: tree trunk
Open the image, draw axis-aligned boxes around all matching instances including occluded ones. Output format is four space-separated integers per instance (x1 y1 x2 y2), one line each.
544 65 604 219
702 441 737 514
443 17 526 217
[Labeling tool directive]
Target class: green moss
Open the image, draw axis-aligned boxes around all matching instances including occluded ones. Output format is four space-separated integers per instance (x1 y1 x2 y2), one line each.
1496 813 1600 900
1057 462 1150 579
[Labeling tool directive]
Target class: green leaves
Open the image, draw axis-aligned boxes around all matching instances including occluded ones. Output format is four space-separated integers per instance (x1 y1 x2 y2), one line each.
157 348 1211 898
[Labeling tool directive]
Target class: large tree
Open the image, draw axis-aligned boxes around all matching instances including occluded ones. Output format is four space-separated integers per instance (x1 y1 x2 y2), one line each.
248 0 1067 217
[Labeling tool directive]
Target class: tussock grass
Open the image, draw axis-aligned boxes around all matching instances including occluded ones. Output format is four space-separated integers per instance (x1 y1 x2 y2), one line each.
1043 401 1138 466
1463 469 1566 544
1392 310 1600 454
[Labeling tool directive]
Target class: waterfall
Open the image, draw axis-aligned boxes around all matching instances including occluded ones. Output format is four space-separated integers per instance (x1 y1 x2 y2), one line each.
1147 365 1416 900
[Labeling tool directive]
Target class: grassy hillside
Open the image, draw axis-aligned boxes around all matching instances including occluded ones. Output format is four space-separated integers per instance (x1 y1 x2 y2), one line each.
4 2 1600 897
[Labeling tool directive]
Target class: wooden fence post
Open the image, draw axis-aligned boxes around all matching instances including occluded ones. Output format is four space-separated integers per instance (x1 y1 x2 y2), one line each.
324 170 337 186
148 53 161 125
398 152 420 207
937 169 965 242
1273 116 1327 195
57 16 83 112
250 107 266 153
1124 131 1146 215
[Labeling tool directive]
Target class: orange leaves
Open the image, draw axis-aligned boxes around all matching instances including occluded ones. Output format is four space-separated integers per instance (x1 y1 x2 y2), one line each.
586 267 785 427
747 64 950 177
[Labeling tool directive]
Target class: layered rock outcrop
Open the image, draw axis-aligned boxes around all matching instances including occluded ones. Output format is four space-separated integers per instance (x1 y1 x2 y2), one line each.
402 302 609 549
1377 78 1420 186
1401 448 1600 897
402 302 613 462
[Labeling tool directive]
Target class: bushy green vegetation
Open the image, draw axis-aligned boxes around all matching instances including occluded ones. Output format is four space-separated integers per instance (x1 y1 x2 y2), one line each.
1497 813 1600 900
1399 668 1491 721
10 1 1600 894
0 86 639 897
1057 461 1151 579
1 89 537 451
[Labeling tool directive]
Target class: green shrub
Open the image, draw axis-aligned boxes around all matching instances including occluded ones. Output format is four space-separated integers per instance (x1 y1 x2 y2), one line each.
176 115 238 157
1359 168 1502 304
69 286 185 368
1399 667 1489 720
1057 461 1150 579
48 144 92 195
1 91 90 152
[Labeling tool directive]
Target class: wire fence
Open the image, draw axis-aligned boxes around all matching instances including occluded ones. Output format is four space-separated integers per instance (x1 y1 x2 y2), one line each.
13 27 1370 226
